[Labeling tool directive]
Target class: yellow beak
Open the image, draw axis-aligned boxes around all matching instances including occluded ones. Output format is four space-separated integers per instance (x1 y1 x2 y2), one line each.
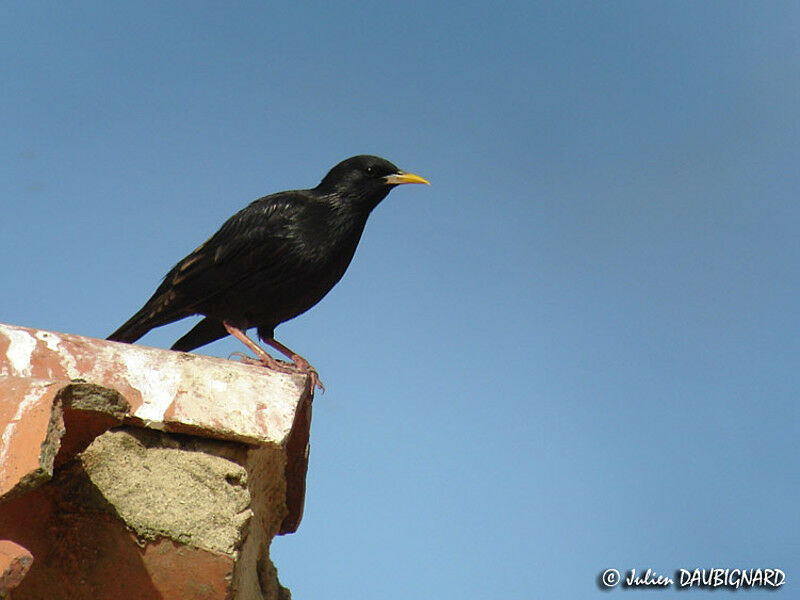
383 171 431 186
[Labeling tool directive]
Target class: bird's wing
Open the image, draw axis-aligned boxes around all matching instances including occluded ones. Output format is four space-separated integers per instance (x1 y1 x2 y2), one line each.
152 192 309 315
107 191 314 344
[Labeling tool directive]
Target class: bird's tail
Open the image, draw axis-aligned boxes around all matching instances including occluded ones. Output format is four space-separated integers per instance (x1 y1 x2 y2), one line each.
107 309 159 344
107 296 185 344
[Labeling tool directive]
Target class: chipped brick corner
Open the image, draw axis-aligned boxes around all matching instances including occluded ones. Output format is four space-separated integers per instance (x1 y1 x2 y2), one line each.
0 322 313 600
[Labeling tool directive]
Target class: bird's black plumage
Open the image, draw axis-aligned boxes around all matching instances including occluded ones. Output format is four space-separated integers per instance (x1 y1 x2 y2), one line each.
108 155 429 372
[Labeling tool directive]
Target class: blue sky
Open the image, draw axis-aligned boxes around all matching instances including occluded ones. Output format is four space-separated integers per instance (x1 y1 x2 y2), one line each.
1 2 797 598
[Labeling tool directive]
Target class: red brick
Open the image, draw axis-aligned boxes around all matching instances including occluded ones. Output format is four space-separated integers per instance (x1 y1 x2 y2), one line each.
0 539 33 594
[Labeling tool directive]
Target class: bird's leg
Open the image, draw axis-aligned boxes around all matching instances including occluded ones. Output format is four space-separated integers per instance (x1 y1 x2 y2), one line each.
223 322 322 391
262 337 325 392
222 322 292 373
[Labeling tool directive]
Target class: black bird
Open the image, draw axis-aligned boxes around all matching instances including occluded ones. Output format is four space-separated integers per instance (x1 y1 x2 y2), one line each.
108 155 429 390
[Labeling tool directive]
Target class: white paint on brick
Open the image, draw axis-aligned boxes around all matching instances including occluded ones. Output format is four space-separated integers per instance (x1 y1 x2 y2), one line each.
4 329 37 377
0 384 50 467
120 348 181 423
34 330 79 378
211 379 228 393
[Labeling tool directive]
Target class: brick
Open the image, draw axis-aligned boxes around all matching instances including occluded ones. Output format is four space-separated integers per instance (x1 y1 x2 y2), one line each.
0 322 311 599
0 539 33 595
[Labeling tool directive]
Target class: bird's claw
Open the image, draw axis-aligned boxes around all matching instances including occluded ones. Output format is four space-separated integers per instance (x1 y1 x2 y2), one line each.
305 367 325 394
228 351 262 365
229 351 293 373
287 357 324 393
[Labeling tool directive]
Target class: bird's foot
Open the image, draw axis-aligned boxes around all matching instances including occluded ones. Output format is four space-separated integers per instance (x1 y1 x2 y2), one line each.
228 351 293 372
228 351 258 365
229 351 323 391
296 361 325 393
281 354 324 392
229 351 270 367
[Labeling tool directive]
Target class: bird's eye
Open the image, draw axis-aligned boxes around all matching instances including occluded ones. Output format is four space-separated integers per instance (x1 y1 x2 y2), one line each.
365 166 376 176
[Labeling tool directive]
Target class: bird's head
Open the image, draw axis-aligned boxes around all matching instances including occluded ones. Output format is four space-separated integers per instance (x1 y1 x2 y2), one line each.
316 155 429 211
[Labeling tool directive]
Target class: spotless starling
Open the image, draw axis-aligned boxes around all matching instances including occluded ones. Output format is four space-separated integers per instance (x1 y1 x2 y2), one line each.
108 155 430 391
